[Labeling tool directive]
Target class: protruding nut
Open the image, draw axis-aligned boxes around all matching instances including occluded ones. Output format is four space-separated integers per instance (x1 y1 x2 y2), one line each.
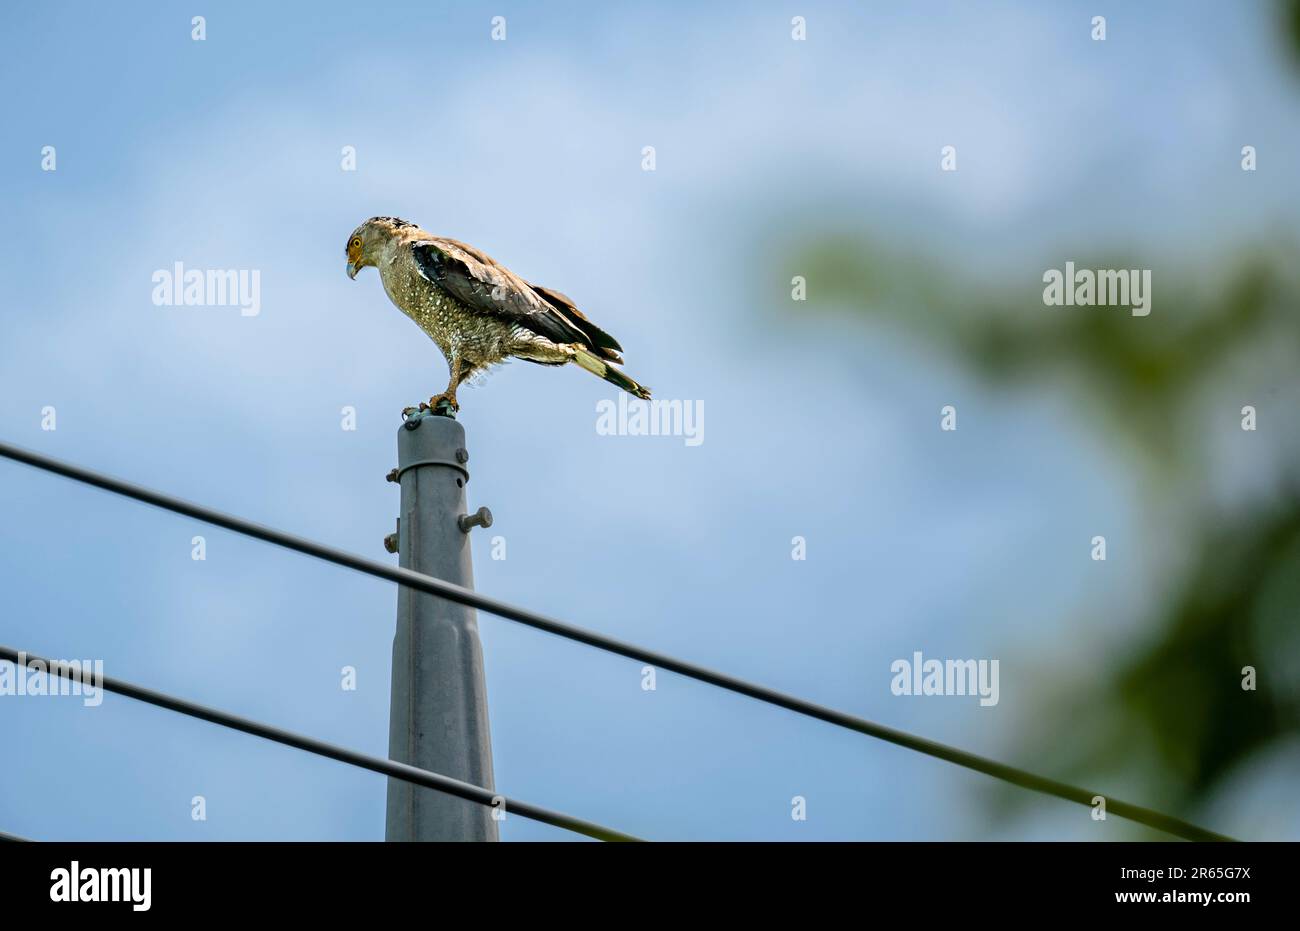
458 506 493 533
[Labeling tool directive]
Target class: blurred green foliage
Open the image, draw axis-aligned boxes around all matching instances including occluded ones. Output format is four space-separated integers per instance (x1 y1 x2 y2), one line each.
763 0 1300 838
1285 0 1300 67
781 232 1300 835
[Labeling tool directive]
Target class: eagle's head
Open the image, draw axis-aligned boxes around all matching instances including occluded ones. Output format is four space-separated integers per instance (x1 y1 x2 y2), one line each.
346 216 417 279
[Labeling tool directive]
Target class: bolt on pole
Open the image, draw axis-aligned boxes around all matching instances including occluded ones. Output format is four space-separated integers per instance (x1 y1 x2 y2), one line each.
385 412 499 841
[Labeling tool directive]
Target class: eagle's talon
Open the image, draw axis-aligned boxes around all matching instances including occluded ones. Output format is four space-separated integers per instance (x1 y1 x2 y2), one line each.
426 394 459 417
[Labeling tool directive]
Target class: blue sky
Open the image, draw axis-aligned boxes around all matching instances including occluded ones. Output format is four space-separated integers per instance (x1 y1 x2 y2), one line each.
1 1 1298 841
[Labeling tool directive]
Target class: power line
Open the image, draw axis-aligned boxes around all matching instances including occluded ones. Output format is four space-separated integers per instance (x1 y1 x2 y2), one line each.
0 645 639 843
0 441 1234 842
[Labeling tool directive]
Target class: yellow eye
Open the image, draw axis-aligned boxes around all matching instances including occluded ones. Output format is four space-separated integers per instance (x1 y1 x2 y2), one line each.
350 238 361 250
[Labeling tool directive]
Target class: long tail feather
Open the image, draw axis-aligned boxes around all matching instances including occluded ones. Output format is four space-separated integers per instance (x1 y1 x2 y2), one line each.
572 348 652 400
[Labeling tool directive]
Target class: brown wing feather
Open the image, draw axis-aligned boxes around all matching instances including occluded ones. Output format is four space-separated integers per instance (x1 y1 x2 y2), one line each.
528 283 625 362
410 239 586 347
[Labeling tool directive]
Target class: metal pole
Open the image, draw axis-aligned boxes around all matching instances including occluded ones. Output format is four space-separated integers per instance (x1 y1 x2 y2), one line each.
385 413 499 841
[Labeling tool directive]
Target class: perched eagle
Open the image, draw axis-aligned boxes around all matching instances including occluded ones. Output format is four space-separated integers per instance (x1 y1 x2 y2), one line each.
345 216 651 414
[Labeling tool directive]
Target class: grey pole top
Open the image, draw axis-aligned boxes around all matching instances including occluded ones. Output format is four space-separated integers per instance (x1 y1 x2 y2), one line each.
386 413 499 841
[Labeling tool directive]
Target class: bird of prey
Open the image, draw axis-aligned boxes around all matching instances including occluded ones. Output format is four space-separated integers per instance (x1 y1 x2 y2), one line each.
345 216 651 415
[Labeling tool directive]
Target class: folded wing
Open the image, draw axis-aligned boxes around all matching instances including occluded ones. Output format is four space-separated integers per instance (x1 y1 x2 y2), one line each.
410 239 623 361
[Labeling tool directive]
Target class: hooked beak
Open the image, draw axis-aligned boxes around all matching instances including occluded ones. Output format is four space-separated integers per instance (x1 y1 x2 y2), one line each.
346 261 358 280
